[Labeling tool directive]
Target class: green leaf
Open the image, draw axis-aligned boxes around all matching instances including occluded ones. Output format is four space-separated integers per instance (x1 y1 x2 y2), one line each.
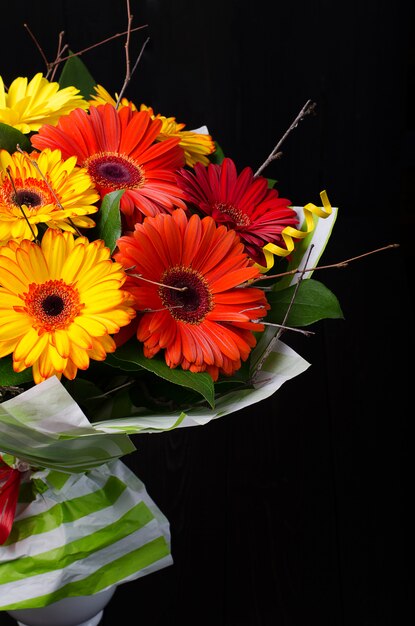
265 279 344 327
105 343 216 408
0 122 31 153
58 53 97 99
63 377 106 408
209 142 225 164
0 356 33 386
95 190 123 252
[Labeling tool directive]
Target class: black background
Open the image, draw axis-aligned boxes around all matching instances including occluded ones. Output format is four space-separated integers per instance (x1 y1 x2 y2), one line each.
0 1 413 625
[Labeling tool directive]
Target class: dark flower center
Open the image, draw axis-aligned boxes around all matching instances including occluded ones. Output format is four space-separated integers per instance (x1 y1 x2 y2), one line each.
97 162 132 183
14 189 42 208
159 266 214 324
42 294 65 316
2 177 54 212
214 202 251 228
22 279 82 331
86 152 145 190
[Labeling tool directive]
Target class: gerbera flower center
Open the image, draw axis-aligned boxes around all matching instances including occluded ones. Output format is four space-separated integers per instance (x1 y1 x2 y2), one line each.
214 202 251 228
1 178 54 211
85 152 145 190
14 189 42 208
22 279 83 331
159 266 214 324
42 294 65 316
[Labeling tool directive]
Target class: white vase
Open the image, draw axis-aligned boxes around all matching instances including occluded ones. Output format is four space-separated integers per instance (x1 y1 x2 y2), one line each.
6 586 116 626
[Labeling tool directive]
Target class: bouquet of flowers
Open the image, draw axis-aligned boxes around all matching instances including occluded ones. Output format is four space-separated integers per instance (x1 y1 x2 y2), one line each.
0 7 343 616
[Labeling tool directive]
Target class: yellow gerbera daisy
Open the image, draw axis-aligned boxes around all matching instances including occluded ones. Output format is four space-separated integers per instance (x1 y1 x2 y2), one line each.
89 83 137 110
140 104 216 167
0 148 100 245
0 228 136 384
0 73 89 133
89 84 215 167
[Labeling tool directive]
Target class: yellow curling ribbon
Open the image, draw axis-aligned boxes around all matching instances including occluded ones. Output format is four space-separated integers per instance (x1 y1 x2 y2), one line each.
258 190 332 272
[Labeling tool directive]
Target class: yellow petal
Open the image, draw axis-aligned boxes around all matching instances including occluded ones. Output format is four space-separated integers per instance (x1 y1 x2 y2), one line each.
62 358 77 380
14 329 49 366
61 243 87 283
75 316 107 337
67 323 93 349
0 316 31 341
0 258 28 292
68 344 90 370
52 329 71 358
48 343 67 372
0 338 18 358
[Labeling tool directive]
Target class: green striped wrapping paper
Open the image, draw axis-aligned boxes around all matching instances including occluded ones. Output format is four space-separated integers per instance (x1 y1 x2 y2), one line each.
0 459 172 610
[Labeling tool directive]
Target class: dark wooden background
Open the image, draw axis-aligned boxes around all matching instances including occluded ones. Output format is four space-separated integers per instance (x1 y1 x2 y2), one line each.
1 1 413 625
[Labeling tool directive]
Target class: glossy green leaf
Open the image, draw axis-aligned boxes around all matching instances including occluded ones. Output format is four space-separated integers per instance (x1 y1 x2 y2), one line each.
0 123 31 153
58 53 97 99
95 190 123 252
105 343 216 408
0 356 33 386
265 279 344 327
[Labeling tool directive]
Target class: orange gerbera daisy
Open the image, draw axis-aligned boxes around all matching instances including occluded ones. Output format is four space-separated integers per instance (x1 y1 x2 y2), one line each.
175 157 298 265
88 85 215 167
114 208 270 381
31 104 187 228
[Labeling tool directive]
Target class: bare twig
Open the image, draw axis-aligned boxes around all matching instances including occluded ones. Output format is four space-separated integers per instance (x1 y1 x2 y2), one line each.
250 241 400 381
116 36 150 108
49 31 68 81
259 321 314 336
23 20 147 79
50 26 146 67
254 100 316 177
115 0 134 108
23 23 50 72
251 245 315 380
126 270 188 292
115 1 150 108
249 243 400 285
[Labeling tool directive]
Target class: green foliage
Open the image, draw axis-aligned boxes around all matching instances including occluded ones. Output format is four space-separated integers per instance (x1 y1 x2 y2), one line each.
105 342 216 408
0 356 33 387
94 190 123 252
209 142 225 164
266 279 344 327
58 53 97 99
0 122 31 153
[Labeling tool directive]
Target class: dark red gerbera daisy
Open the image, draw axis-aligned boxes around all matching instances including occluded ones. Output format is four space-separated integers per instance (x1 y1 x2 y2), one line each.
175 157 298 265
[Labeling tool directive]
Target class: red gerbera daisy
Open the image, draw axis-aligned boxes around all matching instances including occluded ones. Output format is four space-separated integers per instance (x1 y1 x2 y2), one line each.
114 208 270 381
31 104 187 227
175 157 299 265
